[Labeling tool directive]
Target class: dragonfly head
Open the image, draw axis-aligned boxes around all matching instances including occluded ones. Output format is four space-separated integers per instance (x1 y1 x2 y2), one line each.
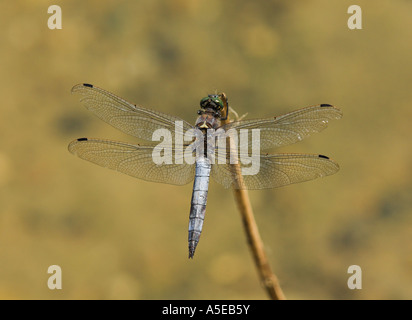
198 93 228 120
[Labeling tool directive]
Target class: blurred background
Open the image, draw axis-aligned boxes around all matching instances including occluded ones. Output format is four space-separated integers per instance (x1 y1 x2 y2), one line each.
0 0 411 299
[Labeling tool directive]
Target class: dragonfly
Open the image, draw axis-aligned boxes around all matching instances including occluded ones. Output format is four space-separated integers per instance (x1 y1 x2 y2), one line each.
68 83 342 258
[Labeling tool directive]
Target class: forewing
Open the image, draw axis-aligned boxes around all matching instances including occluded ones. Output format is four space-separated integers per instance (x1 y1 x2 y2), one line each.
220 104 342 150
211 153 339 189
72 83 194 142
68 138 195 185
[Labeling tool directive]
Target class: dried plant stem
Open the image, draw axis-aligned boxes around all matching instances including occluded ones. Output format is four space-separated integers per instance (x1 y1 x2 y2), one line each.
232 186 285 300
222 114 286 300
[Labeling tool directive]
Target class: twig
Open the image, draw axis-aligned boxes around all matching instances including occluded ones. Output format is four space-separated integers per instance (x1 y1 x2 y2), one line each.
221 103 286 300
231 182 286 300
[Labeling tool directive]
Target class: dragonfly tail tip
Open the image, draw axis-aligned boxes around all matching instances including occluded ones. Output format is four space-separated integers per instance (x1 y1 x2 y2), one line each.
188 247 196 259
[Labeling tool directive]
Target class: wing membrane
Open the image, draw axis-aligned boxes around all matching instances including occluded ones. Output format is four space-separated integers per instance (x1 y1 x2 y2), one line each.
211 153 339 189
72 83 194 142
68 138 195 185
220 104 342 150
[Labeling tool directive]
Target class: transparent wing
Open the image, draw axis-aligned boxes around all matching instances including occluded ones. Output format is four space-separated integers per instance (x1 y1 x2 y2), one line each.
72 83 194 142
220 104 342 150
68 138 195 185
211 153 340 189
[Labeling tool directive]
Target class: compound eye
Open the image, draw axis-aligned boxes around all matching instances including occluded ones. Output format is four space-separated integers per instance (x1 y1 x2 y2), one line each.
214 99 224 110
200 97 210 108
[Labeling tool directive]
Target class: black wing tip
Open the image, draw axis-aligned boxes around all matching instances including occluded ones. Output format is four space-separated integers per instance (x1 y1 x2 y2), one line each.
318 154 330 159
320 103 343 119
71 83 94 93
77 137 88 141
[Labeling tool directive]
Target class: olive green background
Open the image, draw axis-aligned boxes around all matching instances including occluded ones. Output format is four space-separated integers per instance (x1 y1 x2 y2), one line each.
1 0 411 299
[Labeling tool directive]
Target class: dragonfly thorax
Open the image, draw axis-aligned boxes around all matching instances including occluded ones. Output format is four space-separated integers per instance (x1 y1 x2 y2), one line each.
195 112 220 130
